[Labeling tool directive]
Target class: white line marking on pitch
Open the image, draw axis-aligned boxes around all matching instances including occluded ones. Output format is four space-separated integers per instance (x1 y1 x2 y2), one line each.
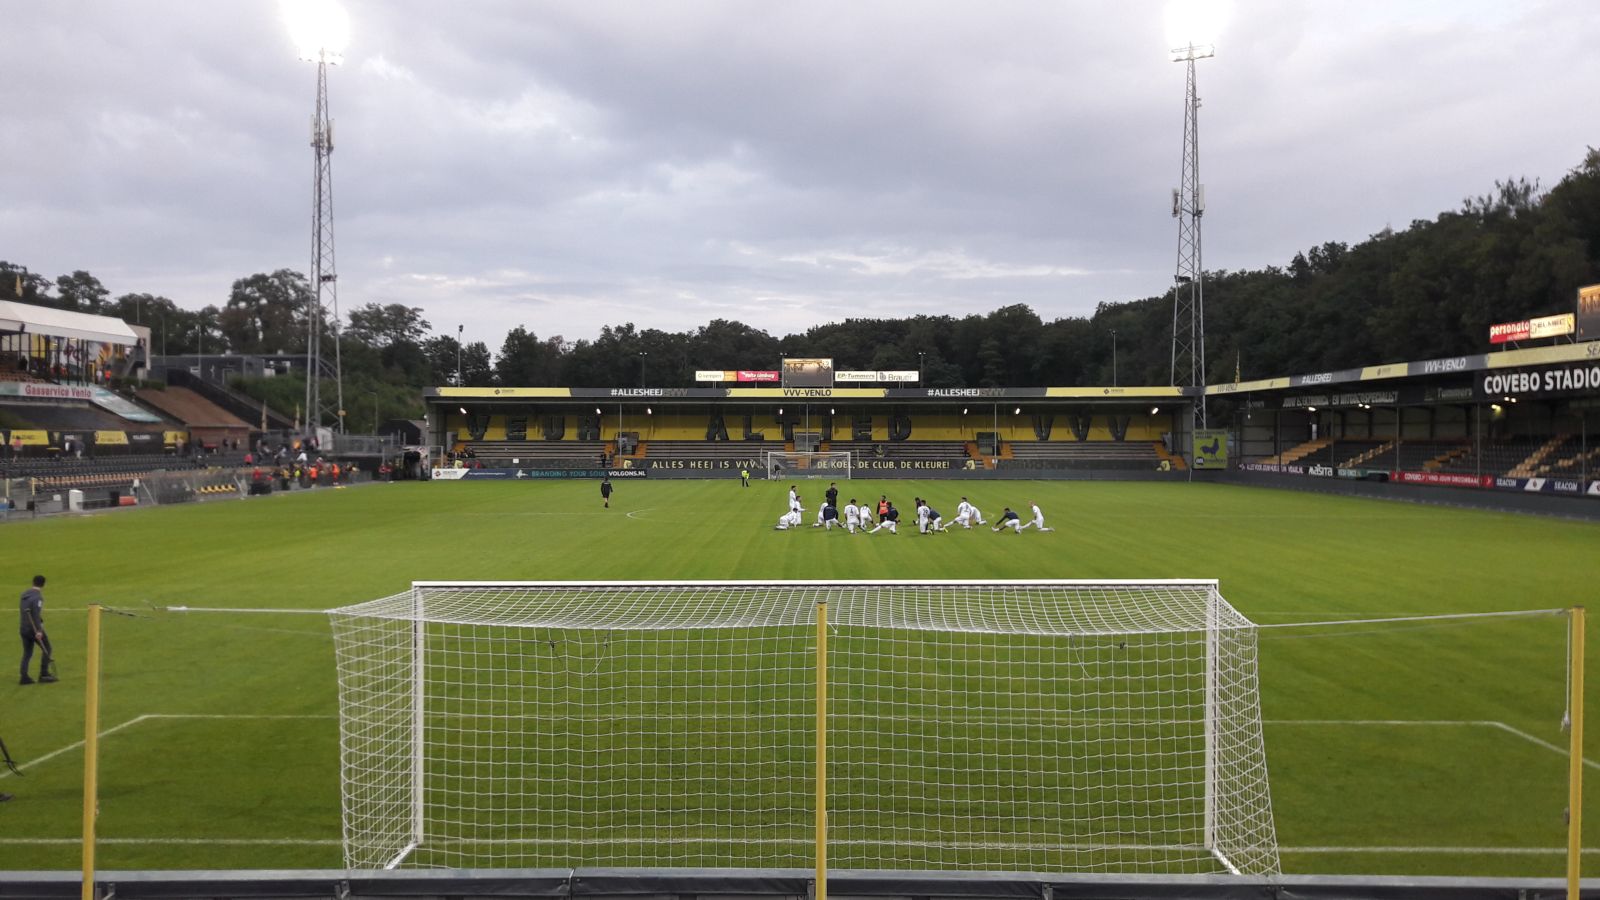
9 838 342 846
0 713 333 781
5 838 1595 857
1265 719 1600 770
625 508 655 519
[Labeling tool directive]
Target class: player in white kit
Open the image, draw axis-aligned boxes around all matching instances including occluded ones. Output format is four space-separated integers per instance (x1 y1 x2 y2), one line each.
776 493 804 529
953 497 985 529
1017 500 1054 532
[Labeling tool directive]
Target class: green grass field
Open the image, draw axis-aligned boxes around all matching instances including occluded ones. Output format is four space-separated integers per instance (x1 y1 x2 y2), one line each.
1 479 1597 877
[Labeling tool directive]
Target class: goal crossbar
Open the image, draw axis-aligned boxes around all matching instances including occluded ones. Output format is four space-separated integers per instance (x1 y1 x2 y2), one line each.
766 450 851 479
329 579 1277 876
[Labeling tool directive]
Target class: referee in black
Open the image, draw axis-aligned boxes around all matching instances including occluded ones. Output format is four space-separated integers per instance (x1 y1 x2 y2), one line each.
600 475 614 508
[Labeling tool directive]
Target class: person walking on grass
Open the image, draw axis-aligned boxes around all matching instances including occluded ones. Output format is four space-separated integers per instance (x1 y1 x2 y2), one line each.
19 575 55 686
601 475 614 508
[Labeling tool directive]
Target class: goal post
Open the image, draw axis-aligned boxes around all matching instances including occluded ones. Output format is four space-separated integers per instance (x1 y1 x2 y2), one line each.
765 450 851 480
328 580 1278 875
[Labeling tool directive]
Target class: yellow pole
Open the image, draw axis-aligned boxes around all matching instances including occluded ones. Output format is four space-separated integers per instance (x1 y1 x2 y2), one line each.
815 600 828 900
81 604 103 900
1568 605 1585 900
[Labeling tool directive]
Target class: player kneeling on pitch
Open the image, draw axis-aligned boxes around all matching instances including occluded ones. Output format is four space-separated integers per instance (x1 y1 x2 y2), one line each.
776 495 805 529
868 502 900 534
821 502 843 530
993 507 1022 534
954 496 985 528
844 498 864 534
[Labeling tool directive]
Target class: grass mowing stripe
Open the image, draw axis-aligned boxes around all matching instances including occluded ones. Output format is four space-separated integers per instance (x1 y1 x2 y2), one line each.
1265 720 1600 769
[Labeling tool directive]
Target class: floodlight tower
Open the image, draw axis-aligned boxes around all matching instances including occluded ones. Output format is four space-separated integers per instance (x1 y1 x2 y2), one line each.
288 0 349 435
1170 41 1212 430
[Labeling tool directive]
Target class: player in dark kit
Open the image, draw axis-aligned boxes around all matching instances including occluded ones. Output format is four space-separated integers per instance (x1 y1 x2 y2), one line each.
868 502 900 534
821 502 842 531
993 507 1022 534
825 482 839 509
600 476 613 508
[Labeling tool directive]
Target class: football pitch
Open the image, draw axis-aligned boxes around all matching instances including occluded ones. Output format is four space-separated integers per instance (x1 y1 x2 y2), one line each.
1 478 1597 877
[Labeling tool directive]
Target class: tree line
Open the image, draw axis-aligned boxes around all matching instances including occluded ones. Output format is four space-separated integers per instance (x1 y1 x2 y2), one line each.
5 148 1598 425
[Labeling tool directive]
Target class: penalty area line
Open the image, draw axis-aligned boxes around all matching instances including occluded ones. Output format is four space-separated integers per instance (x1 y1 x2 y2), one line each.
10 837 341 846
0 713 334 781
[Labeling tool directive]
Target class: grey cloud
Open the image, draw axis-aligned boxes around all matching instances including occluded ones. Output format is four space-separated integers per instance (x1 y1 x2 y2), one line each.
1 0 1595 348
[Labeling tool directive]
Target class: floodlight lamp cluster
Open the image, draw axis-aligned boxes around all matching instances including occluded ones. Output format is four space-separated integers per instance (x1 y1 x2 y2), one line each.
1170 43 1216 62
283 0 349 64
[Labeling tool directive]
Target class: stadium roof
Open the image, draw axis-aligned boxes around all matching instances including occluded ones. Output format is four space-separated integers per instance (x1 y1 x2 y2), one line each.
0 299 140 346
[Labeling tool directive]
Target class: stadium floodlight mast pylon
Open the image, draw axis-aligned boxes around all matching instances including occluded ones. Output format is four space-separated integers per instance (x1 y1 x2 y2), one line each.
286 0 348 435
1170 40 1212 432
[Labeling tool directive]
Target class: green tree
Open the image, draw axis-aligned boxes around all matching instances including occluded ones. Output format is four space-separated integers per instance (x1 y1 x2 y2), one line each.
0 262 53 305
346 302 430 349
497 327 565 386
56 270 109 313
220 270 311 354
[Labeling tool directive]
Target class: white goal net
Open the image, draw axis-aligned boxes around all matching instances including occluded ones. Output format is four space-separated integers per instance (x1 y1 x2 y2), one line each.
328 580 1277 875
765 450 851 480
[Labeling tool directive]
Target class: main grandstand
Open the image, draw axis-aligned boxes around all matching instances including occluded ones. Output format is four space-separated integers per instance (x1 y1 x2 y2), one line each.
420 341 1598 510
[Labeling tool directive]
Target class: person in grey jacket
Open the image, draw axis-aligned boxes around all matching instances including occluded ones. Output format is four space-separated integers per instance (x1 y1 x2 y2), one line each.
20 575 55 685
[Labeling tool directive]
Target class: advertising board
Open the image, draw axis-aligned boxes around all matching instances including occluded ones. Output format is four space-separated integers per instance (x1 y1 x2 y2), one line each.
781 358 834 388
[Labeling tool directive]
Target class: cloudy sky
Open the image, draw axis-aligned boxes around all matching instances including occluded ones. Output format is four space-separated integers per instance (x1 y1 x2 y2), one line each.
1 1 1594 349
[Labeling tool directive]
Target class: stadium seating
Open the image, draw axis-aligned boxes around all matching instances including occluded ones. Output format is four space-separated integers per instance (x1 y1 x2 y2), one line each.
1520 435 1599 477
4 454 204 482
1322 439 1389 467
635 440 766 461
1001 441 1165 469
825 440 969 462
460 440 608 467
